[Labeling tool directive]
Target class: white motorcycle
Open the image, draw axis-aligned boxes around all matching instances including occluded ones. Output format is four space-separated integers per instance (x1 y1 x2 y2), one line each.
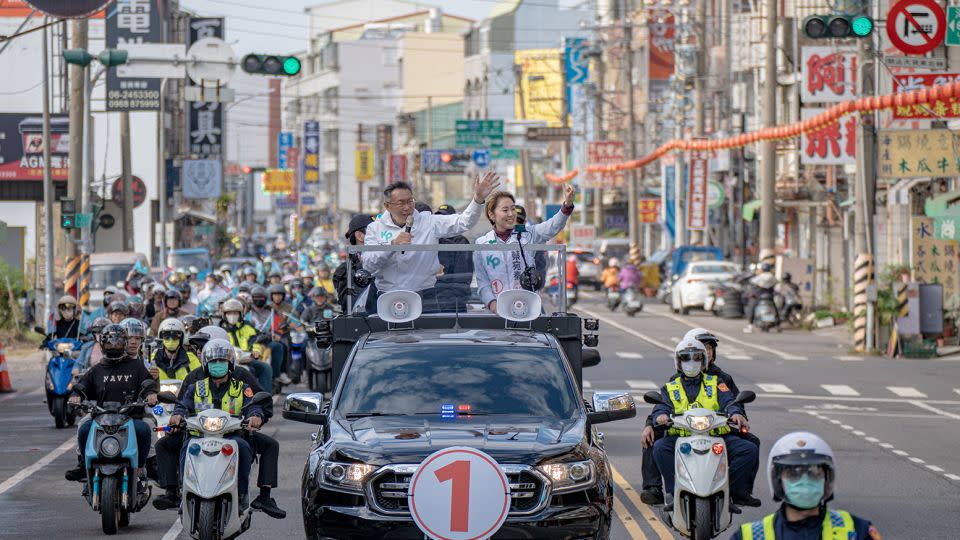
621 287 644 317
643 390 756 540
164 391 271 540
150 379 183 440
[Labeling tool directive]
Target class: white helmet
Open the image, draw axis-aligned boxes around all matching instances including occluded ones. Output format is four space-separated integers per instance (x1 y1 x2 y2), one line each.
674 338 707 378
767 432 835 504
198 325 230 342
158 318 185 337
608 257 620 267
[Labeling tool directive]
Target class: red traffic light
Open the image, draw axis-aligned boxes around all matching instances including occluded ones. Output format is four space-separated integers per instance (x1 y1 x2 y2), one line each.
242 166 252 174
441 152 452 163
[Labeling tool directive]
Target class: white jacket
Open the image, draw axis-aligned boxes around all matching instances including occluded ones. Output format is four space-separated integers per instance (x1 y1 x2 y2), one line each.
473 208 571 307
362 201 483 292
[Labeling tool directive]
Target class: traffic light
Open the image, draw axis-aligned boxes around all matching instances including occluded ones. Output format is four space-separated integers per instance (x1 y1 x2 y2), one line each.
241 54 301 76
61 198 76 229
98 48 129 67
63 48 95 67
802 14 874 38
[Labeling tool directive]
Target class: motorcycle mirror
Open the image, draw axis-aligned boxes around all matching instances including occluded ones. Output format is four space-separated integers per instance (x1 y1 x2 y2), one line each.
733 390 756 405
247 391 273 406
34 325 46 336
157 391 178 404
643 391 664 405
582 348 601 368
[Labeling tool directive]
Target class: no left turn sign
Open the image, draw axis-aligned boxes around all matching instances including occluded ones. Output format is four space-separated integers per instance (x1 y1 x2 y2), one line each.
886 0 947 55
409 447 511 540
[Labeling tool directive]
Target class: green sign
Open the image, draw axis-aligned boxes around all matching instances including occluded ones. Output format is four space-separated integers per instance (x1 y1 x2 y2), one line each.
75 213 94 228
949 7 960 46
490 147 519 161
707 181 725 208
455 119 504 148
934 217 960 240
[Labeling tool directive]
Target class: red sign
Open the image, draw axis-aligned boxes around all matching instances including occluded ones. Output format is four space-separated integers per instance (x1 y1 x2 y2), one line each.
111 176 147 209
648 10 675 81
0 113 69 181
586 141 625 189
886 0 946 56
389 154 407 182
686 152 709 231
893 73 960 118
800 108 857 165
638 199 661 224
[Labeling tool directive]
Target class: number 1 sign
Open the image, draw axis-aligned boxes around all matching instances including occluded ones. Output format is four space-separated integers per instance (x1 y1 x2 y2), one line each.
409 447 511 540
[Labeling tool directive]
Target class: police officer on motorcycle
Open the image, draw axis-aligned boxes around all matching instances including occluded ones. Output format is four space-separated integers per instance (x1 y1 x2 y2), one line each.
65 325 157 483
649 339 761 510
731 432 882 540
220 298 278 390
153 318 201 381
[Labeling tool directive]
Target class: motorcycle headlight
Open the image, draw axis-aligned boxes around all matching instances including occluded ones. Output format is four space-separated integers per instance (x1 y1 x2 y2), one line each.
201 416 227 432
537 460 595 494
56 342 73 354
99 436 121 458
319 461 376 493
687 415 714 432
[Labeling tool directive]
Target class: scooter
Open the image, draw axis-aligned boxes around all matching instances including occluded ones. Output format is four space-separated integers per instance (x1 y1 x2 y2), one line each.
753 289 780 332
39 330 83 428
150 379 183 440
288 329 307 383
643 390 756 540
777 284 803 327
622 287 644 317
306 318 335 394
77 386 154 535
164 391 272 540
606 288 621 311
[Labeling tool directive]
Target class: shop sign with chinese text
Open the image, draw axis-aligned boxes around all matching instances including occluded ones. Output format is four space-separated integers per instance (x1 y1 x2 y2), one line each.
800 108 857 165
686 151 709 231
585 141 625 188
893 73 960 119
801 46 857 103
638 198 661 223
912 216 959 300
879 129 960 178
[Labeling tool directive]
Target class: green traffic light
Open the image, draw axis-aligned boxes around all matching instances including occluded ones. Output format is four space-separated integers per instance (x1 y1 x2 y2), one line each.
63 48 94 67
283 56 301 76
851 15 874 37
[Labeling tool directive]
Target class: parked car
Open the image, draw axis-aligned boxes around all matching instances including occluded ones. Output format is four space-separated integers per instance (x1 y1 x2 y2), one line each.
671 261 741 314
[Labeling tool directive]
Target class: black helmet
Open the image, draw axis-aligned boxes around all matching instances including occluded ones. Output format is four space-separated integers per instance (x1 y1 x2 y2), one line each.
783 272 793 282
760 262 774 272
237 282 253 294
107 300 128 316
100 324 128 363
176 281 191 294
251 285 267 307
268 284 286 297
89 317 111 336
201 338 237 376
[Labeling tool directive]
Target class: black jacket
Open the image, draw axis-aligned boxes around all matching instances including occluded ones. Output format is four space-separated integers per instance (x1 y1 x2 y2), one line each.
72 356 156 406
437 235 474 285
333 254 378 313
53 318 82 340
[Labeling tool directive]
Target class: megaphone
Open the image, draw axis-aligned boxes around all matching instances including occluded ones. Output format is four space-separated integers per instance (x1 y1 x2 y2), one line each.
495 289 542 322
376 290 423 323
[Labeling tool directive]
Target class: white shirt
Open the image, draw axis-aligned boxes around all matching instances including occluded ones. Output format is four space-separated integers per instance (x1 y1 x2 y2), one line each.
472 209 571 307
362 202 483 292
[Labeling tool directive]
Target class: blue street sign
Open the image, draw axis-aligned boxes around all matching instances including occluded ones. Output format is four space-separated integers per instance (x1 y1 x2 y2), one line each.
278 131 293 169
472 149 491 168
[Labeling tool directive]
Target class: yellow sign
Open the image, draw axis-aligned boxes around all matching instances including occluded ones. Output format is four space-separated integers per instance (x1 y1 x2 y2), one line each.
261 169 294 193
355 143 374 182
514 49 564 127
911 216 959 301
879 129 960 179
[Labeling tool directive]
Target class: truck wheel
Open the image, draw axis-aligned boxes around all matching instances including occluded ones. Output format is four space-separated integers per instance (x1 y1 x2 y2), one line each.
100 476 120 535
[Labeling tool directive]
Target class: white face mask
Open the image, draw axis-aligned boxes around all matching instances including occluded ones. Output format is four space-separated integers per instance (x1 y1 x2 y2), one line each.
225 313 240 324
680 360 702 378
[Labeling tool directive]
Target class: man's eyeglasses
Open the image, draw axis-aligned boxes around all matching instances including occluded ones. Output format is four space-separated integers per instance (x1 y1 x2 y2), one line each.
389 198 416 208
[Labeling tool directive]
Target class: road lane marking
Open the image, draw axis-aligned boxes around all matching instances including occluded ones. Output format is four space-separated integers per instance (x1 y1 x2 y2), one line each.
946 474 960 481
161 520 183 540
757 383 793 394
609 465 674 540
762 392 960 404
887 386 927 398
927 465 945 472
835 355 864 361
613 496 648 540
789 409 940 419
908 399 960 420
908 457 925 463
955 389 960 396
821 384 860 396
583 380 593 389
0 386 43 404
724 354 753 360
0 437 74 496
626 380 658 390
616 352 645 359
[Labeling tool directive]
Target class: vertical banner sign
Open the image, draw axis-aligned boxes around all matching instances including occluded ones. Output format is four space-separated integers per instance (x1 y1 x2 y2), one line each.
800 108 857 165
187 17 225 158
106 0 162 111
389 154 408 182
355 143 374 182
662 163 676 239
304 121 320 185
686 151 709 231
277 132 293 170
800 46 857 103
564 37 588 114
376 124 393 186
648 9 676 80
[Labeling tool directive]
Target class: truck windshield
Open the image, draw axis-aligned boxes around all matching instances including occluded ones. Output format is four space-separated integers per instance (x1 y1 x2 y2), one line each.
168 251 209 270
337 345 579 419
90 264 130 289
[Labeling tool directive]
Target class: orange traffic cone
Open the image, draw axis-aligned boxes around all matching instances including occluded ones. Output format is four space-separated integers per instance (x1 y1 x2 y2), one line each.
0 340 15 393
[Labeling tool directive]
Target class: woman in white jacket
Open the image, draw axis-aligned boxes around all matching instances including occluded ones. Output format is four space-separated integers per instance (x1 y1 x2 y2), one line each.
473 183 576 312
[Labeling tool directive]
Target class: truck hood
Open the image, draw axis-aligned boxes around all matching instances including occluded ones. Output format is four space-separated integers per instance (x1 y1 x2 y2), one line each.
327 414 588 465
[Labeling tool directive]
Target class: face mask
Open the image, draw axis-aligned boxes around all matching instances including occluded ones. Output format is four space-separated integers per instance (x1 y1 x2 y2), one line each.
162 338 180 352
207 361 229 378
253 298 266 308
680 360 702 378
225 313 240 325
782 475 825 509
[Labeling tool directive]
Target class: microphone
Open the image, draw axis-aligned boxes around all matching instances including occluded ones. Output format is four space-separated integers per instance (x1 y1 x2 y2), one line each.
402 216 413 254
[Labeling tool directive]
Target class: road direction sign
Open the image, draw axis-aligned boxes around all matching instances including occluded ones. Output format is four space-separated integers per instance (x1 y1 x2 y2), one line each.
886 0 946 55
526 126 572 142
455 120 503 148
948 6 960 45
409 447 510 540
472 149 491 168
884 55 947 69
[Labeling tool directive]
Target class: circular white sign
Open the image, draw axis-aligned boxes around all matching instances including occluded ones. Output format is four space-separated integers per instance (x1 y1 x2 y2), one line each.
409 447 511 540
186 37 236 84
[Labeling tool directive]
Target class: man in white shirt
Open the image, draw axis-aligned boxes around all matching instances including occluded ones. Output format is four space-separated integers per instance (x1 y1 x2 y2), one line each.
362 173 500 306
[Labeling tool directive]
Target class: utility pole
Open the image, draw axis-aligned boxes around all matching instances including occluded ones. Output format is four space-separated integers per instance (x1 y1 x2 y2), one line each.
593 53 605 229
66 19 88 259
675 109 686 248
41 20 55 325
758 0 778 267
158 79 167 268
514 64 535 215
620 0 641 261
357 124 364 213
689 0 707 246
120 111 134 251
853 31 877 352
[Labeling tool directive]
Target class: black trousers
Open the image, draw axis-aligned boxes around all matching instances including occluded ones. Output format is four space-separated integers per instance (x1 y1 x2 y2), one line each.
155 430 280 490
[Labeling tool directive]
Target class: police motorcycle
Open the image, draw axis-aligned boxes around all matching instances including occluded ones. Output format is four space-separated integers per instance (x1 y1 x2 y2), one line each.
36 326 84 428
160 391 272 540
75 381 156 535
643 390 756 540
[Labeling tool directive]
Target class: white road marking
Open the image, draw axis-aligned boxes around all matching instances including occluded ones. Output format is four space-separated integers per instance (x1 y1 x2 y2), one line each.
723 354 753 360
583 380 593 389
835 355 864 361
892 450 909 456
626 380 658 390
909 457 925 464
615 352 645 359
879 443 894 448
887 386 928 398
0 437 74 496
955 389 960 397
648 308 808 360
864 437 879 443
759 393 960 405
927 465 945 472
578 307 675 352
757 383 793 394
946 474 960 481
908 400 960 420
821 384 860 396
852 430 866 436
839 425 854 430
161 520 183 540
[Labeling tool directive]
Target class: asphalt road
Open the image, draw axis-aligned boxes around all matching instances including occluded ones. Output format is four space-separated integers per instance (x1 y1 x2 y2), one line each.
2 294 958 539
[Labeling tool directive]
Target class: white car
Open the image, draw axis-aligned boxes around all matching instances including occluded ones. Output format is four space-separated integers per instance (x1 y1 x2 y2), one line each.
671 261 741 314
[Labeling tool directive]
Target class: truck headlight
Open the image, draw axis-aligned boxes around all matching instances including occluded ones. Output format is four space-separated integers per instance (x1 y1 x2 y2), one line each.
319 461 376 493
537 460 595 494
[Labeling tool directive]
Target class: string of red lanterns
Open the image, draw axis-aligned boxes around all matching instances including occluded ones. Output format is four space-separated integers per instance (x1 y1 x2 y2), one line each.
545 168 580 183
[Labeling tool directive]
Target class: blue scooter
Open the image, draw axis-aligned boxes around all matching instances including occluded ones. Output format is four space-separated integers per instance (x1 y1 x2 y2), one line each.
39 331 83 428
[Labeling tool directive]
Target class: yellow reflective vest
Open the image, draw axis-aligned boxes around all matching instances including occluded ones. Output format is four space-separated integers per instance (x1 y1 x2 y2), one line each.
151 349 200 381
741 509 856 540
224 323 257 351
193 378 245 416
665 374 730 437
